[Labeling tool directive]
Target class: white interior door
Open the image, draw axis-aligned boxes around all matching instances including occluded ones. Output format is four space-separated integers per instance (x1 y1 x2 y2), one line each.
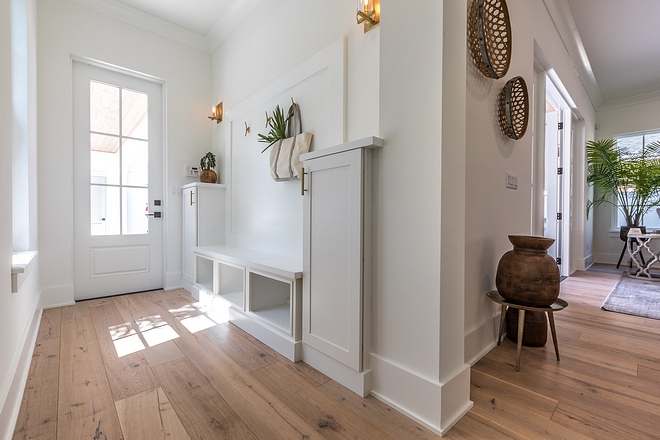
73 61 163 300
544 78 571 277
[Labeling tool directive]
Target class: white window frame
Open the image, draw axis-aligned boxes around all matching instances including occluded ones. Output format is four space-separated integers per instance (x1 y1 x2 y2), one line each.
609 129 660 233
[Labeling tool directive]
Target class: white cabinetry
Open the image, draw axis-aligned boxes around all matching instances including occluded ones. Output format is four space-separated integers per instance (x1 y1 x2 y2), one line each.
182 182 225 288
300 136 382 396
193 246 302 361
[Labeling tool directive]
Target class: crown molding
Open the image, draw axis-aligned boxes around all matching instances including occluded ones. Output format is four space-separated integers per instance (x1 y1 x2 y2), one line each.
598 90 660 112
68 0 208 51
67 0 260 53
542 0 603 110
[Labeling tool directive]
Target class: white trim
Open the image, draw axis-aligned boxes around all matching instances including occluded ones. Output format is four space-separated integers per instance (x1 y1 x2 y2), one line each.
0 304 41 440
164 271 183 290
66 0 208 52
41 284 75 309
224 37 345 253
542 0 603 109
369 353 473 436
599 90 660 112
11 251 37 293
301 344 371 397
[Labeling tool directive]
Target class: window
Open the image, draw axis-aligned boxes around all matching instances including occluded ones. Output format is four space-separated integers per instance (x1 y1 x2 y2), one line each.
614 131 660 229
89 81 149 236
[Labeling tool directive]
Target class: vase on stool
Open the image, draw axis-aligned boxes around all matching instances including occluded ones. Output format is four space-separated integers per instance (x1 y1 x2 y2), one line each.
496 235 560 307
496 235 559 347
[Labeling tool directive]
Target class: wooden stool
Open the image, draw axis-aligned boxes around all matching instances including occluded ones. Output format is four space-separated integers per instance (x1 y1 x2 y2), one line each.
487 290 568 372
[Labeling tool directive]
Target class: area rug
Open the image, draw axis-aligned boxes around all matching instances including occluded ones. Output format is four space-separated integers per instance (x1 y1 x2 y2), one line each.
601 274 660 320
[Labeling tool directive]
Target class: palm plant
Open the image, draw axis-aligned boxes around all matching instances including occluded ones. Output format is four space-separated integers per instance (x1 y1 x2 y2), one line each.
586 138 660 227
258 105 291 153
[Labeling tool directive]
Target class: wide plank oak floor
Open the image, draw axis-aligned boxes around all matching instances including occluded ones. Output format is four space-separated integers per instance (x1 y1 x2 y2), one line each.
13 268 660 439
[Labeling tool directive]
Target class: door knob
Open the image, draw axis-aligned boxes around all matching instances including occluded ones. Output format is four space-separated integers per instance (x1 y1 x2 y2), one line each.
146 212 162 218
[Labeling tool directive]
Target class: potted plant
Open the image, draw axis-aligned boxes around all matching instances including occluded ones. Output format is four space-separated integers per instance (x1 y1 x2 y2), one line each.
258 104 291 153
587 138 660 262
200 151 217 183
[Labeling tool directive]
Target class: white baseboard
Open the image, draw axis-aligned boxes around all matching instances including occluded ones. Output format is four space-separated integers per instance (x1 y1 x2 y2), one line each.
465 314 500 366
228 307 301 362
594 252 624 265
0 304 42 440
369 353 472 436
164 271 183 290
40 284 74 309
300 344 371 397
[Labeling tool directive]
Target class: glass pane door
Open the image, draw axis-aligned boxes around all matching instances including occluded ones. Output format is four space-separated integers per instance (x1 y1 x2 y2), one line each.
90 81 149 236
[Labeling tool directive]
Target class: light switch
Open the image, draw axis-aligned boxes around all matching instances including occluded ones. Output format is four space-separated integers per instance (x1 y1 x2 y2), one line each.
506 172 518 190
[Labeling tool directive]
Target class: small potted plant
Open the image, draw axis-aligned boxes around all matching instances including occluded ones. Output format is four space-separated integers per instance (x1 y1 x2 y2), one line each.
200 151 217 183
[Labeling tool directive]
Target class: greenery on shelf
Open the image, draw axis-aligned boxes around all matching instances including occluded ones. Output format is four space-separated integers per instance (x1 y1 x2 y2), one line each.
258 105 291 153
586 138 660 227
200 151 216 170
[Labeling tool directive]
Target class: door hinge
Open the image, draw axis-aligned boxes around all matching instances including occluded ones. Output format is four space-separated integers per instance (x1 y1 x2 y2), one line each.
557 167 563 175
558 122 564 130
556 257 562 265
557 213 562 220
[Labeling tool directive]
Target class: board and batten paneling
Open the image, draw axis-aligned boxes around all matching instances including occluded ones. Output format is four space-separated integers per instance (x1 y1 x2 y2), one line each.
225 37 345 258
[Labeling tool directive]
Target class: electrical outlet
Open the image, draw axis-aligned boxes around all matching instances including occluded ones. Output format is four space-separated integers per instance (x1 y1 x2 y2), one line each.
506 171 518 190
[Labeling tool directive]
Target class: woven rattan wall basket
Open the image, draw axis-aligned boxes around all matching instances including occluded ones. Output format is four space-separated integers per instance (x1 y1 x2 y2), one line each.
498 76 529 140
468 0 512 79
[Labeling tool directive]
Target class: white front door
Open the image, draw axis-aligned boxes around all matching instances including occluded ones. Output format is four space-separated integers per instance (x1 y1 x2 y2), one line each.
73 62 163 300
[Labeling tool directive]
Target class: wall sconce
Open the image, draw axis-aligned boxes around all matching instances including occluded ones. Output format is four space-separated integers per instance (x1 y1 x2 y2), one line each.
208 102 223 123
356 0 379 33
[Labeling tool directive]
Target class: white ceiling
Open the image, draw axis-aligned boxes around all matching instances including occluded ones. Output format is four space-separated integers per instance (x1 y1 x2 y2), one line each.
565 0 660 104
115 0 234 36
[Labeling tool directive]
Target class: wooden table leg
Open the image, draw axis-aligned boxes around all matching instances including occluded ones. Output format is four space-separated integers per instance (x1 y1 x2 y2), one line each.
516 309 525 372
548 310 560 361
497 305 507 346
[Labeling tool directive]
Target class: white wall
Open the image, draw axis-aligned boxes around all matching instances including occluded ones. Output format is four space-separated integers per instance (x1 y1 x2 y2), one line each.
592 98 660 263
463 0 596 364
210 0 378 256
37 0 212 306
0 0 42 437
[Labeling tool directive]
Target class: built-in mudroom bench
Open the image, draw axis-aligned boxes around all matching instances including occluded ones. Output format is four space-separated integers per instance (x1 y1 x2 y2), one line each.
192 245 303 362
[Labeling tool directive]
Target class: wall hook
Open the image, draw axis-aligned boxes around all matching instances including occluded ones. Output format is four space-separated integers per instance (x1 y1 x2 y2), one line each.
265 111 272 128
244 121 251 137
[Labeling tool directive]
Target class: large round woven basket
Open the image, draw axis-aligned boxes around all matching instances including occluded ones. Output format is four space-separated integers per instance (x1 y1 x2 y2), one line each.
498 76 529 140
468 0 512 79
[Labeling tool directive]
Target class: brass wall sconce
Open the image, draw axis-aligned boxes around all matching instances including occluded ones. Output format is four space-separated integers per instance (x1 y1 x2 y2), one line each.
357 0 379 32
208 102 223 123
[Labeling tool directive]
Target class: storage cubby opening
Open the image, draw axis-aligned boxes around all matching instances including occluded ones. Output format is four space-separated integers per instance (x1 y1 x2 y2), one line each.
217 262 244 308
195 255 214 293
249 272 291 331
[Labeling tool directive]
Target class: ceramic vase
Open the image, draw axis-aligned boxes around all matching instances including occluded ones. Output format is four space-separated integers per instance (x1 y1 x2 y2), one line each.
200 169 217 183
496 235 560 307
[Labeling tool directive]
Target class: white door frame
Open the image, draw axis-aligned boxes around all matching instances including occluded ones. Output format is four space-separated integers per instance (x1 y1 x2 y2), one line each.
72 57 168 299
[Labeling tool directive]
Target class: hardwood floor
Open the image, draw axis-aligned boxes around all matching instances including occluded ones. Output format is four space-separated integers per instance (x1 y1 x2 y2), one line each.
453 268 660 440
13 269 660 439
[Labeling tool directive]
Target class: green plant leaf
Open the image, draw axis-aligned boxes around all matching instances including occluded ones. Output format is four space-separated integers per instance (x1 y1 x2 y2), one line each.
586 139 660 226
258 104 291 153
